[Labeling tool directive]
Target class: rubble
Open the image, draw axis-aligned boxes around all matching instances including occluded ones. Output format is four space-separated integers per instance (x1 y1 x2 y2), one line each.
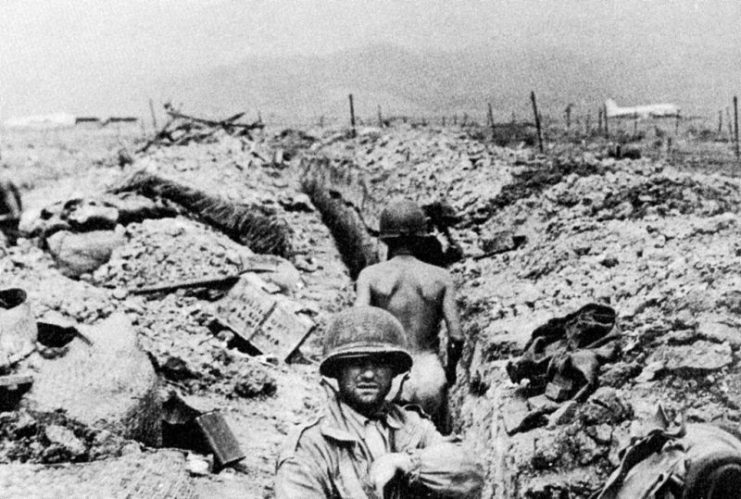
0 409 129 464
91 217 253 290
137 105 264 153
648 341 733 375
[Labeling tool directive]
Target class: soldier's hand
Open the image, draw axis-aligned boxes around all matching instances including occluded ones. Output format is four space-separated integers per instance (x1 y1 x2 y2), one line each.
369 453 413 497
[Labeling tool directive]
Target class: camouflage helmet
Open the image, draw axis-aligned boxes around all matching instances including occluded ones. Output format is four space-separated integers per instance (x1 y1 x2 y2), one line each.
378 200 428 240
320 306 413 378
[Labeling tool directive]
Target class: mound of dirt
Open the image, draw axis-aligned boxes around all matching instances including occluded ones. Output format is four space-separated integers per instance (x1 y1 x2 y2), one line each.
0 409 130 464
92 217 253 290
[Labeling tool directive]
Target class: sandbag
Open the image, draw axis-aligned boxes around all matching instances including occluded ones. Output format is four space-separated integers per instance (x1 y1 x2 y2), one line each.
595 412 741 499
47 230 123 277
0 288 37 372
399 351 447 420
27 313 161 446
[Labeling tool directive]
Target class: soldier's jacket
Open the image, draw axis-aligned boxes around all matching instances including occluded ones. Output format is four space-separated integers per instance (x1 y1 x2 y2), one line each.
275 392 483 498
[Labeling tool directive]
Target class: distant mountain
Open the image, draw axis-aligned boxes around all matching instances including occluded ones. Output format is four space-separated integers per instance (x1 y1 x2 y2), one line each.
159 43 740 125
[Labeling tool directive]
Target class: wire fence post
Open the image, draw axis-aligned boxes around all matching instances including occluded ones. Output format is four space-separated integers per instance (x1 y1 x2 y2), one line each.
530 91 544 153
348 94 356 137
734 96 739 159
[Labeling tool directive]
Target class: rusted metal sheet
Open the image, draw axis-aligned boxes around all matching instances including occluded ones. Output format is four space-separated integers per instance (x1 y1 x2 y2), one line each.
214 277 313 361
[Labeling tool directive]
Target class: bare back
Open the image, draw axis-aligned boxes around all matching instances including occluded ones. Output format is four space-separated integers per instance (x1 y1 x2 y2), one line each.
355 255 450 352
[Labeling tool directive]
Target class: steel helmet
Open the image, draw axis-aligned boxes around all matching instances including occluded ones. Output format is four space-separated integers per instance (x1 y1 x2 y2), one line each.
378 200 428 240
320 306 413 378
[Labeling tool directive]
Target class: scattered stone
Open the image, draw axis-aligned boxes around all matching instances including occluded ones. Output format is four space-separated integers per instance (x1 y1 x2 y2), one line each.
574 430 602 465
635 361 664 383
650 341 732 375
186 453 212 476
665 329 698 345
599 361 641 387
44 425 86 458
547 401 578 428
528 394 559 413
581 387 631 425
697 316 741 348
503 396 533 435
587 423 613 445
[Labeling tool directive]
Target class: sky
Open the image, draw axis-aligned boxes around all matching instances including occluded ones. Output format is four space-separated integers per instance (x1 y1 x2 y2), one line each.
1 0 739 118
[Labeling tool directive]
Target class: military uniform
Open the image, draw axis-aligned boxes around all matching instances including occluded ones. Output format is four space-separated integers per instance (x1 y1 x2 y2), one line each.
275 391 483 498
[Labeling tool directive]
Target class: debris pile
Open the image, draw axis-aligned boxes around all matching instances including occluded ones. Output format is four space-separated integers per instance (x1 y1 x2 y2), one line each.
92 217 253 290
138 105 264 153
0 409 130 464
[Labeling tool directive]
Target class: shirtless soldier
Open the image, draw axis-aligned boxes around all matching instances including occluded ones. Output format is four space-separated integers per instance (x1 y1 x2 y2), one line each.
355 200 463 431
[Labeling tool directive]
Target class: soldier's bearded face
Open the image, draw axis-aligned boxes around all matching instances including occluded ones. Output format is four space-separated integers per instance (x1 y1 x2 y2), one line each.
337 357 394 415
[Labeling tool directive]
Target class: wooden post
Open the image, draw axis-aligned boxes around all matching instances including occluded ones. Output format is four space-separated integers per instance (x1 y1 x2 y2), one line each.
511 111 516 123
734 96 739 159
675 113 680 136
718 110 723 136
565 105 572 131
530 91 544 153
377 105 383 127
585 113 591 135
487 102 494 127
348 94 356 137
597 108 603 134
442 116 446 126
148 99 158 131
727 107 734 136
603 105 609 138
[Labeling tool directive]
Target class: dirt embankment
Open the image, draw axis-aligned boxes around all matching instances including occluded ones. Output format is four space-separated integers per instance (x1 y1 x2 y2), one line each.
304 123 741 497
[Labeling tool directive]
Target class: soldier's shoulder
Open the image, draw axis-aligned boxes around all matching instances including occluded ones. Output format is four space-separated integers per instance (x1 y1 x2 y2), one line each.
277 415 325 465
360 260 391 274
414 260 452 284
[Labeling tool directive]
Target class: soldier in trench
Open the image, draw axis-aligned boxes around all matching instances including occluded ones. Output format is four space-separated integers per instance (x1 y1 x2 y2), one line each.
0 179 22 245
274 306 483 498
355 200 463 432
